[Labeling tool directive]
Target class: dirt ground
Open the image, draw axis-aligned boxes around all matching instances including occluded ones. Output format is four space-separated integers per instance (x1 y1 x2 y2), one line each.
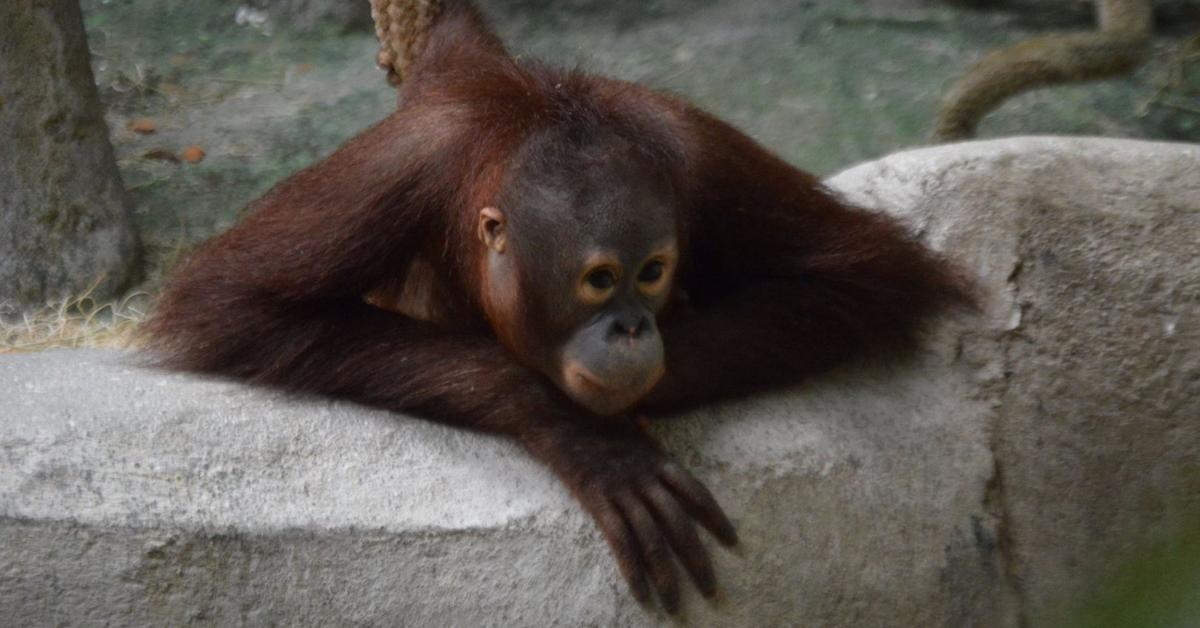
79 0 1199 278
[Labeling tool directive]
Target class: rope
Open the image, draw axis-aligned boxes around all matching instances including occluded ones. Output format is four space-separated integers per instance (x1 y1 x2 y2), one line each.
369 0 445 86
932 0 1152 141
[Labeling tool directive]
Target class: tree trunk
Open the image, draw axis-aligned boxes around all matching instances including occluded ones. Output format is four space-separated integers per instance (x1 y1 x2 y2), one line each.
0 0 141 310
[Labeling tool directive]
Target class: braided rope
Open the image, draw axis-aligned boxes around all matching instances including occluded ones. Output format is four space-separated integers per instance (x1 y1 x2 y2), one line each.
369 0 444 86
932 0 1151 140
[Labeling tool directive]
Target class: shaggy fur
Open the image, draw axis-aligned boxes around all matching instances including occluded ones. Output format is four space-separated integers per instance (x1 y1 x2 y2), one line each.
145 0 972 612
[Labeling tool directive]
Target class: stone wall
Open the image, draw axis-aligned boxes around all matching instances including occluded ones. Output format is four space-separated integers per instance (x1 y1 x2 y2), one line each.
1 137 1196 626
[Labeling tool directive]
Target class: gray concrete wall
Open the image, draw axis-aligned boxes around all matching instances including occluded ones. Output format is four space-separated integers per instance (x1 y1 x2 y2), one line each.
0 342 1002 626
2 137 1197 626
831 136 1200 625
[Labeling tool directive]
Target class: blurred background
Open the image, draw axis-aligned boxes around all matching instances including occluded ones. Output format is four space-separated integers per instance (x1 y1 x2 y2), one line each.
76 0 1200 277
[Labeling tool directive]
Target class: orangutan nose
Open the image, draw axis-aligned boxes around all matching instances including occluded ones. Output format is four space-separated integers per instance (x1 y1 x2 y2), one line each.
608 313 650 339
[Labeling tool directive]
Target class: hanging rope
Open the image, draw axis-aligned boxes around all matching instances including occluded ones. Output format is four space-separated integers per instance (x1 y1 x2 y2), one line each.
369 0 445 86
932 0 1153 141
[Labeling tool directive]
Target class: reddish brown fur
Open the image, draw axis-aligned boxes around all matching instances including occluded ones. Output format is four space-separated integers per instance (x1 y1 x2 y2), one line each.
144 0 972 613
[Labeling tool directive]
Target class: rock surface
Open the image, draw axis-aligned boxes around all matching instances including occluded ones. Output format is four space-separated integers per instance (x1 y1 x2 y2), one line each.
0 342 1002 626
0 0 141 309
830 136 1200 624
2 137 1197 626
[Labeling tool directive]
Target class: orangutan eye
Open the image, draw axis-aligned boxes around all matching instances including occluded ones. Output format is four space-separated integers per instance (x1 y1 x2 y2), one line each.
585 268 617 290
638 260 665 283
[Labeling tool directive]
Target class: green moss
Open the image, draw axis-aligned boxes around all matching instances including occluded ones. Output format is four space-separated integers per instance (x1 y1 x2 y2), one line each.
1060 526 1200 628
37 209 59 227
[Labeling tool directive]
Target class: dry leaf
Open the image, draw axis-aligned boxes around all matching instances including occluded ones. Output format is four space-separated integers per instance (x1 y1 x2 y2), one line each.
129 118 157 134
142 148 180 163
181 146 206 163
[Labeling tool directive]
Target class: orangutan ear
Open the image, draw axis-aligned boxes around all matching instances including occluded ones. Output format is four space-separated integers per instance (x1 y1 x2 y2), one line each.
478 207 506 253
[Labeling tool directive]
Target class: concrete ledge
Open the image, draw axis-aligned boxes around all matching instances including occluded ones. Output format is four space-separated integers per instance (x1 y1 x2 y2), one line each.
3 137 1197 626
0 344 998 626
